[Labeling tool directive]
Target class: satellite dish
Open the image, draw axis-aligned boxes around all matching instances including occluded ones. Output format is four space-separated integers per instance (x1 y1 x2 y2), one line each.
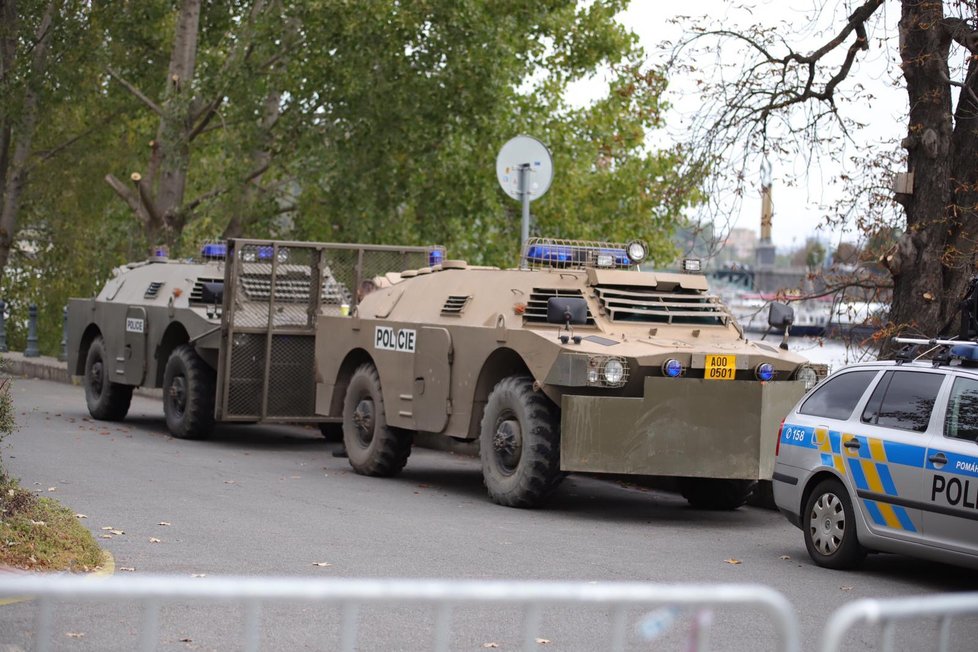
496 135 553 202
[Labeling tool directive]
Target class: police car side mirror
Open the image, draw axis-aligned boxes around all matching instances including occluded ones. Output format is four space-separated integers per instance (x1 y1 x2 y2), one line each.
547 297 588 326
768 302 794 329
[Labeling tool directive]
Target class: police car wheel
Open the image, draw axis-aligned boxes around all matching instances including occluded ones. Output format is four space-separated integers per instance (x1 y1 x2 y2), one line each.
479 375 564 508
84 335 133 421
342 363 412 477
803 478 866 570
162 344 215 440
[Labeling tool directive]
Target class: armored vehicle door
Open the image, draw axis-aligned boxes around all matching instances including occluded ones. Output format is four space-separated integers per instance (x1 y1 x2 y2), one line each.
123 307 147 384
412 327 453 432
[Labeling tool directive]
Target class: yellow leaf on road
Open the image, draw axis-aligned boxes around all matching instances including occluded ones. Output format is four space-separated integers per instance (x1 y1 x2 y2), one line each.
724 558 742 565
149 537 162 543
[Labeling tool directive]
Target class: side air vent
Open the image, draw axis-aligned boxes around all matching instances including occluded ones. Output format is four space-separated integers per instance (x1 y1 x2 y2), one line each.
190 277 223 303
594 285 729 325
144 281 164 299
441 295 471 316
525 288 595 325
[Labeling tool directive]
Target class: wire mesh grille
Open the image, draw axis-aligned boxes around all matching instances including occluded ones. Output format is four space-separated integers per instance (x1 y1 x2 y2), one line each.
520 238 641 270
221 240 442 419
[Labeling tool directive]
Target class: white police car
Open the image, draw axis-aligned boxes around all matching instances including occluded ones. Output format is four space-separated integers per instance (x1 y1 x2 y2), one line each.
773 338 978 570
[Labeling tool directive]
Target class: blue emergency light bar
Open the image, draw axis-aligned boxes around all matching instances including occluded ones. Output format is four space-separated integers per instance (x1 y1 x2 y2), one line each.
526 245 576 263
429 250 444 267
951 343 978 362
201 243 227 259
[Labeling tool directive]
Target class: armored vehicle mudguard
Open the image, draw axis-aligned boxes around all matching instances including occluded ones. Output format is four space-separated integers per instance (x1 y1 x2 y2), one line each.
69 237 817 510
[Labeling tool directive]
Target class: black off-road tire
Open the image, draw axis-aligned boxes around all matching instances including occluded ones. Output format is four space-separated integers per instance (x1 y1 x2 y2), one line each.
804 478 866 570
479 375 564 508
84 336 133 421
163 344 216 439
679 478 756 510
342 363 412 476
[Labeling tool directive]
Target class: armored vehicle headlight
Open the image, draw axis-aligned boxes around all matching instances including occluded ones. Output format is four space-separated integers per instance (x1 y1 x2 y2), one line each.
795 365 818 390
596 253 615 268
626 240 647 263
602 358 625 386
755 363 775 382
587 368 600 384
662 358 683 377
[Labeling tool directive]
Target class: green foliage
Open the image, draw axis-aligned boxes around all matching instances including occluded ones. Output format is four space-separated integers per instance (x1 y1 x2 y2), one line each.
0 478 104 571
2 0 702 337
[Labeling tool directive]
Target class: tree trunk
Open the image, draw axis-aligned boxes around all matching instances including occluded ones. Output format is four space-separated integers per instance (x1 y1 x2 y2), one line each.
0 0 57 286
944 32 978 333
887 0 954 346
154 0 201 241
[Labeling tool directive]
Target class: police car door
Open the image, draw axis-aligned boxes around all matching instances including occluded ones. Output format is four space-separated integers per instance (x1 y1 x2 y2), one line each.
923 373 978 556
846 369 945 543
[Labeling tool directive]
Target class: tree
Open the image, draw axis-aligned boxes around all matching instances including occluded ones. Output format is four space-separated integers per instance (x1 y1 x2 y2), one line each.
670 0 978 352
100 0 700 265
0 0 59 286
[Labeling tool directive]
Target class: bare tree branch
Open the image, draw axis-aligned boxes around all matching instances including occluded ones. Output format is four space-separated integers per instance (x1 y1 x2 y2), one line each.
106 67 164 116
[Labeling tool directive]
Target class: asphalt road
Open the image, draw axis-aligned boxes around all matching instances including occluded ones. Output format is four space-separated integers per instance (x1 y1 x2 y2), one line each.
1 378 976 651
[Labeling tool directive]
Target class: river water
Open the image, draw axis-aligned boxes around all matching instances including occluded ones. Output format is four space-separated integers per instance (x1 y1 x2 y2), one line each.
747 333 879 373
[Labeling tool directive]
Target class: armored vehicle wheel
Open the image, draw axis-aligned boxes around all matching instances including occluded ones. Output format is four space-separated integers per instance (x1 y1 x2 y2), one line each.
342 363 412 476
479 375 563 508
163 344 216 440
679 478 756 510
804 478 866 569
84 336 133 421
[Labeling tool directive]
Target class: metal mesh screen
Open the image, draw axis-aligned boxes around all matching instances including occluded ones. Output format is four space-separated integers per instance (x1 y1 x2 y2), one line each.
227 333 265 417
221 240 442 420
267 335 316 416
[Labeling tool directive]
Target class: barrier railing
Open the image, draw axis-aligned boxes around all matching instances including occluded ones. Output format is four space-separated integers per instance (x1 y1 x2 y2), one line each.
0 574 801 652
819 591 978 652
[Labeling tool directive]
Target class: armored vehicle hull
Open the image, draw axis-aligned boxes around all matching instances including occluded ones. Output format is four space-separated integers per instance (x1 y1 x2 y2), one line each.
68 238 818 509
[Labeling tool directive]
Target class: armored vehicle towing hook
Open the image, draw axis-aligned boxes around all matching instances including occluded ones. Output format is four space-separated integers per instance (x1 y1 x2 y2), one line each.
69 236 819 511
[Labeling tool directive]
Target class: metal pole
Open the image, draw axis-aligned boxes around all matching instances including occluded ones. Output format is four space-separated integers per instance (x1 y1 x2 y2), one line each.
519 163 530 250
59 306 68 361
0 300 7 353
25 303 40 357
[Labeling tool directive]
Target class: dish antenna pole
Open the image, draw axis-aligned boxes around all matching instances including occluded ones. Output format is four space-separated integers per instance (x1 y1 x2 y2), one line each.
496 136 554 251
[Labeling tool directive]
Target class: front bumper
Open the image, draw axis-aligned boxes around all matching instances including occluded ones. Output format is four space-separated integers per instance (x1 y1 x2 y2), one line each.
559 377 806 479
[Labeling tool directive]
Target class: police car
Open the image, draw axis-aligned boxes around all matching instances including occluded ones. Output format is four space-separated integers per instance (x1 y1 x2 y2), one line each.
773 337 978 570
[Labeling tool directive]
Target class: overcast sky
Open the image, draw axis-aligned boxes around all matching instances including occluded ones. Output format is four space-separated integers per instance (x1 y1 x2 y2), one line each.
580 0 908 251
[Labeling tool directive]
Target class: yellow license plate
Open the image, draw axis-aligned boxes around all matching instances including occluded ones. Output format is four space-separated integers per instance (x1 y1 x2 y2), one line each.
705 354 736 381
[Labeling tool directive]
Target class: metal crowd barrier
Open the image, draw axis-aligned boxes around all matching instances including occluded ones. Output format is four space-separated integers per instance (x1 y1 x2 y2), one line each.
0 574 801 652
819 591 978 652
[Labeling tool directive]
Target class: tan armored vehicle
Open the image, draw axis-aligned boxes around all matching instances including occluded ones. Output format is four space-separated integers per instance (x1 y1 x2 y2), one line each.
68 237 818 510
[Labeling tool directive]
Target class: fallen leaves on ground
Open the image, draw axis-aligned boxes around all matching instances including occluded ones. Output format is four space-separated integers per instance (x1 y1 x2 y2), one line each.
724 559 742 565
65 632 85 639
779 555 791 560
536 638 552 644
312 562 332 567
75 514 87 519
149 537 161 543
482 644 499 649
840 586 853 591
120 567 135 572
158 522 171 526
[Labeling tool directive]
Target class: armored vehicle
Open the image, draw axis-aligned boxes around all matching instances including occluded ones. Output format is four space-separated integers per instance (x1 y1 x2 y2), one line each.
68 237 819 510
